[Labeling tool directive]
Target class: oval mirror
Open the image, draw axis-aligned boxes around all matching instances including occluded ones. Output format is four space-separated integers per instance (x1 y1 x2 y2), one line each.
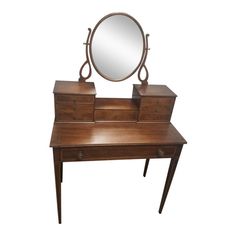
89 13 145 82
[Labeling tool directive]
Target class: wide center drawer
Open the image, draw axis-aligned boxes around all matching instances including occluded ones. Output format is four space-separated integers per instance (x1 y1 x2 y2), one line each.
61 145 176 161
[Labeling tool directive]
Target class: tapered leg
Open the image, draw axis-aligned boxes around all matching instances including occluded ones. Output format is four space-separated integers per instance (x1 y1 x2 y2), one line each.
143 158 150 177
61 162 63 183
159 157 179 213
53 149 62 224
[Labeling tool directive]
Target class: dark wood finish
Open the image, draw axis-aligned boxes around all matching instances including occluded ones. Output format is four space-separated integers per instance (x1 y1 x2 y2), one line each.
138 34 149 85
132 84 176 122
95 98 138 110
79 28 92 82
60 145 177 162
50 81 186 223
53 81 96 95
133 84 177 97
55 102 94 122
61 162 63 183
95 98 138 121
143 158 150 177
140 97 174 113
50 122 186 147
53 149 62 224
95 110 138 121
55 95 95 103
54 81 96 122
159 145 183 213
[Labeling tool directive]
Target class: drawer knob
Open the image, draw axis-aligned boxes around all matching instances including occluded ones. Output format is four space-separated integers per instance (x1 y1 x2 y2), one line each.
78 151 84 160
158 149 165 157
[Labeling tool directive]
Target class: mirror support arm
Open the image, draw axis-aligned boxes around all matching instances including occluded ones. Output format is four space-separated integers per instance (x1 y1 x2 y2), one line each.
138 34 150 85
79 28 92 83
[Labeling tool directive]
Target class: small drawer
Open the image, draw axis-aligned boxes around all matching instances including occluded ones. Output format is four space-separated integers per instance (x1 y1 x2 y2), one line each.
95 110 138 121
55 104 94 121
140 98 174 113
141 97 174 106
76 96 94 104
62 149 85 161
56 111 75 121
76 109 94 121
61 145 176 162
55 95 94 104
76 104 94 110
75 104 94 121
55 101 75 112
139 113 171 121
55 102 75 121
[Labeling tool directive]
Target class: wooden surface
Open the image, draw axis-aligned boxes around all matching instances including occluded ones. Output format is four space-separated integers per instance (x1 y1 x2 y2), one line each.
53 82 177 123
134 84 177 97
53 81 96 95
132 84 176 122
95 98 138 121
60 145 178 162
95 98 138 110
50 81 187 223
54 81 96 122
50 122 186 147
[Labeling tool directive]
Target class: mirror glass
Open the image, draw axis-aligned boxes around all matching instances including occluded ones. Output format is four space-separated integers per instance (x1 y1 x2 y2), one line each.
90 13 145 81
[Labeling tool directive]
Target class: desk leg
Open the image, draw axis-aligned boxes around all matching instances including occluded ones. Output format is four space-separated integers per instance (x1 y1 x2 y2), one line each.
61 162 63 183
53 148 62 224
159 146 182 213
143 158 150 177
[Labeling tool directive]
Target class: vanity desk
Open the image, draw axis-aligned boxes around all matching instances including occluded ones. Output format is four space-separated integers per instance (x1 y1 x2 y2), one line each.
50 13 187 223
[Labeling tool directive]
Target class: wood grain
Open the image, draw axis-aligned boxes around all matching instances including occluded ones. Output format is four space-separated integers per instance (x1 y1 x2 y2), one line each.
51 81 187 223
53 81 96 95
50 122 186 147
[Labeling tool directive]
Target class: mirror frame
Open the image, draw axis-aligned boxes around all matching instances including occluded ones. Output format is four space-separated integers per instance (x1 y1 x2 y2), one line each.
79 12 149 84
90 13 145 82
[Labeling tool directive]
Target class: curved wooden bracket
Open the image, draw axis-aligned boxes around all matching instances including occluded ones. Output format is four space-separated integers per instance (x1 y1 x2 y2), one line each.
79 28 92 83
138 34 150 85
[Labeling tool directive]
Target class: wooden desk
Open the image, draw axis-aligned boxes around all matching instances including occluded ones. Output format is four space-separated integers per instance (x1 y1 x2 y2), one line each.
50 81 187 223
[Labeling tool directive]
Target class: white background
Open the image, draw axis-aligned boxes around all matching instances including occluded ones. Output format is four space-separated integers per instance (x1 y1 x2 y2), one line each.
0 0 236 235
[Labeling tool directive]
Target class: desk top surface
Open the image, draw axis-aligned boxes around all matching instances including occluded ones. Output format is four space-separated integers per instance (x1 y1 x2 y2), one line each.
50 122 186 148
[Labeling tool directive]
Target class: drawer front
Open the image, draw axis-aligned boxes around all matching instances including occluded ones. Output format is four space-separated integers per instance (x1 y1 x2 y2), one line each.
140 98 174 113
76 109 94 121
95 110 138 121
56 110 93 121
75 104 94 121
55 102 94 121
55 101 75 121
55 101 75 113
139 113 171 121
55 95 94 104
61 146 176 161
